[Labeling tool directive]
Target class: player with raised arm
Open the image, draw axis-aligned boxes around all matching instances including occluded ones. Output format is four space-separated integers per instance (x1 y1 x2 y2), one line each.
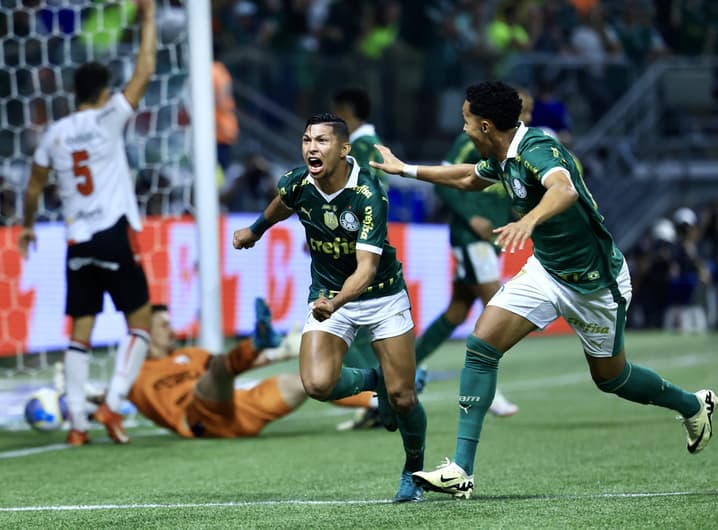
233 113 427 502
410 88 535 419
18 0 157 446
370 81 714 499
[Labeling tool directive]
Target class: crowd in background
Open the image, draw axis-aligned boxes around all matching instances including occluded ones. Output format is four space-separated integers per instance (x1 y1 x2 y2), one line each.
628 202 718 332
1 0 717 331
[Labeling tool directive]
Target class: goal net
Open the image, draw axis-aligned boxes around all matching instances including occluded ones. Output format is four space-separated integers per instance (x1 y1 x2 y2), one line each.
0 0 193 372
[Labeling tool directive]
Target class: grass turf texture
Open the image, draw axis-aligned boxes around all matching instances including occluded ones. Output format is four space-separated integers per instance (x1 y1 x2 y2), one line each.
1 331 716 529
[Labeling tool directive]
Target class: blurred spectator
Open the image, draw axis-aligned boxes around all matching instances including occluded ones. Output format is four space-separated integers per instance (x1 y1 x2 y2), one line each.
628 218 675 328
358 0 401 60
570 3 624 121
212 43 240 172
655 0 718 56
663 207 710 332
486 3 532 82
611 3 669 72
532 0 577 54
531 77 573 147
220 153 276 213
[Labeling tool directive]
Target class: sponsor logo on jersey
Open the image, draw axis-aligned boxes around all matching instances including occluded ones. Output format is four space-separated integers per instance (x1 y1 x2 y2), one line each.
355 185 372 199
511 178 527 199
309 236 356 259
360 206 374 239
339 210 360 231
565 317 609 334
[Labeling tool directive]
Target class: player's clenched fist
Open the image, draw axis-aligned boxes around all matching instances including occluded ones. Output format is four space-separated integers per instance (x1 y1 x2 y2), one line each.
233 227 260 249
311 295 335 322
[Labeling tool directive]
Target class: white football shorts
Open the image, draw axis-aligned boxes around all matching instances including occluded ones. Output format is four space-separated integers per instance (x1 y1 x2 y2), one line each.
303 289 414 347
453 240 501 284
488 255 632 358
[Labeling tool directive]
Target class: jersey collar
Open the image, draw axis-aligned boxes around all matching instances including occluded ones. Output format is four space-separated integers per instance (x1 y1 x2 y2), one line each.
349 123 376 143
307 155 360 201
502 121 529 167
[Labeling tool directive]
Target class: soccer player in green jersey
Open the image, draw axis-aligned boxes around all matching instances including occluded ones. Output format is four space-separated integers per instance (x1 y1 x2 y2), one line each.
370 81 714 499
331 87 415 431
412 88 535 419
233 113 427 502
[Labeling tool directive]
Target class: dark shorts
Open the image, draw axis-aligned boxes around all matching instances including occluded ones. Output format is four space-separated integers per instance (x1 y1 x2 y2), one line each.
65 216 149 318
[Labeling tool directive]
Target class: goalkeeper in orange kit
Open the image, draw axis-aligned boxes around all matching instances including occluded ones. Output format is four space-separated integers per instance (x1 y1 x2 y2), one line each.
127 299 373 438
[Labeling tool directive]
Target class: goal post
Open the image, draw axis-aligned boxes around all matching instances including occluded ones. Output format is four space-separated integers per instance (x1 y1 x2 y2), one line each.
186 0 222 354
0 0 222 367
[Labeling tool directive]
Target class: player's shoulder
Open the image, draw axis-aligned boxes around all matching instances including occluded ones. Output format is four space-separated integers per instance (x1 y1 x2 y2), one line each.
43 113 75 137
278 165 309 187
98 92 132 121
354 168 385 201
519 127 560 153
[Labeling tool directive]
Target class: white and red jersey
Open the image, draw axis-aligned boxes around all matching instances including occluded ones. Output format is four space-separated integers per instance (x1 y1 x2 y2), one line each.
33 93 142 244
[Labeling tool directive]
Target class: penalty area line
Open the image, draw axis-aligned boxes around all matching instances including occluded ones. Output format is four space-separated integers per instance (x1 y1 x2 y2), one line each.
2 490 717 512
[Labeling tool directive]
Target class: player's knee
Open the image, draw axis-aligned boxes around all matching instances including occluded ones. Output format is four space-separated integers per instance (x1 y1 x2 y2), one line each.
465 335 503 368
595 361 631 395
390 387 417 415
300 376 334 402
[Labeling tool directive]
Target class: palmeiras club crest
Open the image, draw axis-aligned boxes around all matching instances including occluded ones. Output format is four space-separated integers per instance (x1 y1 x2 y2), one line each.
339 211 360 231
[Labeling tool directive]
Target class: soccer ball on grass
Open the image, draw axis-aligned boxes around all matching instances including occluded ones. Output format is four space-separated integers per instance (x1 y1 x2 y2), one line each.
24 388 69 432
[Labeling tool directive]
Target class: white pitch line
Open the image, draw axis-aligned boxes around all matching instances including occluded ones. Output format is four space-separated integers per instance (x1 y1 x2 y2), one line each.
0 428 169 459
1 351 712 459
1 490 716 512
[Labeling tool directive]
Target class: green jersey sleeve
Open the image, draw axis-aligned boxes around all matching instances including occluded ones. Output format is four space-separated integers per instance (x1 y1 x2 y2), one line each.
277 166 307 210
356 182 389 252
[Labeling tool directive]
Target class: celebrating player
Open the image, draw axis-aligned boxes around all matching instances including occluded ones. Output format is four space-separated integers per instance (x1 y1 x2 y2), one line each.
370 81 715 499
18 0 157 446
233 113 427 502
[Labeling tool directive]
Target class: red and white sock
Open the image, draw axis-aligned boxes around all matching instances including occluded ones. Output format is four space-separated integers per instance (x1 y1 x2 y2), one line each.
105 328 149 412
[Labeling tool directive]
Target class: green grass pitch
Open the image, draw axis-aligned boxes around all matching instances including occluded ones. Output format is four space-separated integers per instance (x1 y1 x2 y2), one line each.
1 331 716 529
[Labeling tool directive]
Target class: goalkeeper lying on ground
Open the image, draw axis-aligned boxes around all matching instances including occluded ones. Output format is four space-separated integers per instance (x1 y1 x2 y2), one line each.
99 299 375 439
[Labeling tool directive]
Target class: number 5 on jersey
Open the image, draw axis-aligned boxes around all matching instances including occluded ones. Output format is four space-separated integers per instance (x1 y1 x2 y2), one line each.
72 150 94 195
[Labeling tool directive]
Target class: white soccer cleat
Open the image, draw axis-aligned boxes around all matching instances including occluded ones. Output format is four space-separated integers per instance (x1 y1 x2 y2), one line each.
681 389 714 454
265 325 302 362
412 458 474 499
488 389 519 417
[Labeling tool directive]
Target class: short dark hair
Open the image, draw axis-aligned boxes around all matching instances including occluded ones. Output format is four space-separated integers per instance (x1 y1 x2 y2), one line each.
465 81 522 131
332 87 371 121
305 112 349 142
74 62 111 105
151 304 169 314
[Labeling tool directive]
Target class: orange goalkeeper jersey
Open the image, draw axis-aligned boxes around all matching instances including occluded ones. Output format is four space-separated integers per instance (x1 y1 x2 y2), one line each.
128 346 211 437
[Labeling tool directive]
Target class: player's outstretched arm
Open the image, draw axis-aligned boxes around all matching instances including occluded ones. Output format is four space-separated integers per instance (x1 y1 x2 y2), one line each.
18 163 50 259
233 195 293 249
371 144 488 190
123 0 157 108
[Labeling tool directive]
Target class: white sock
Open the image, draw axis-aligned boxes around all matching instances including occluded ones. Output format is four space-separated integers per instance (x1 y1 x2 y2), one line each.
105 328 149 411
65 344 90 432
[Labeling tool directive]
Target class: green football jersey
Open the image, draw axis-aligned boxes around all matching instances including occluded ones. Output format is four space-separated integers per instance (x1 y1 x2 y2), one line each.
439 133 513 249
349 123 387 189
474 124 624 293
278 156 405 303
